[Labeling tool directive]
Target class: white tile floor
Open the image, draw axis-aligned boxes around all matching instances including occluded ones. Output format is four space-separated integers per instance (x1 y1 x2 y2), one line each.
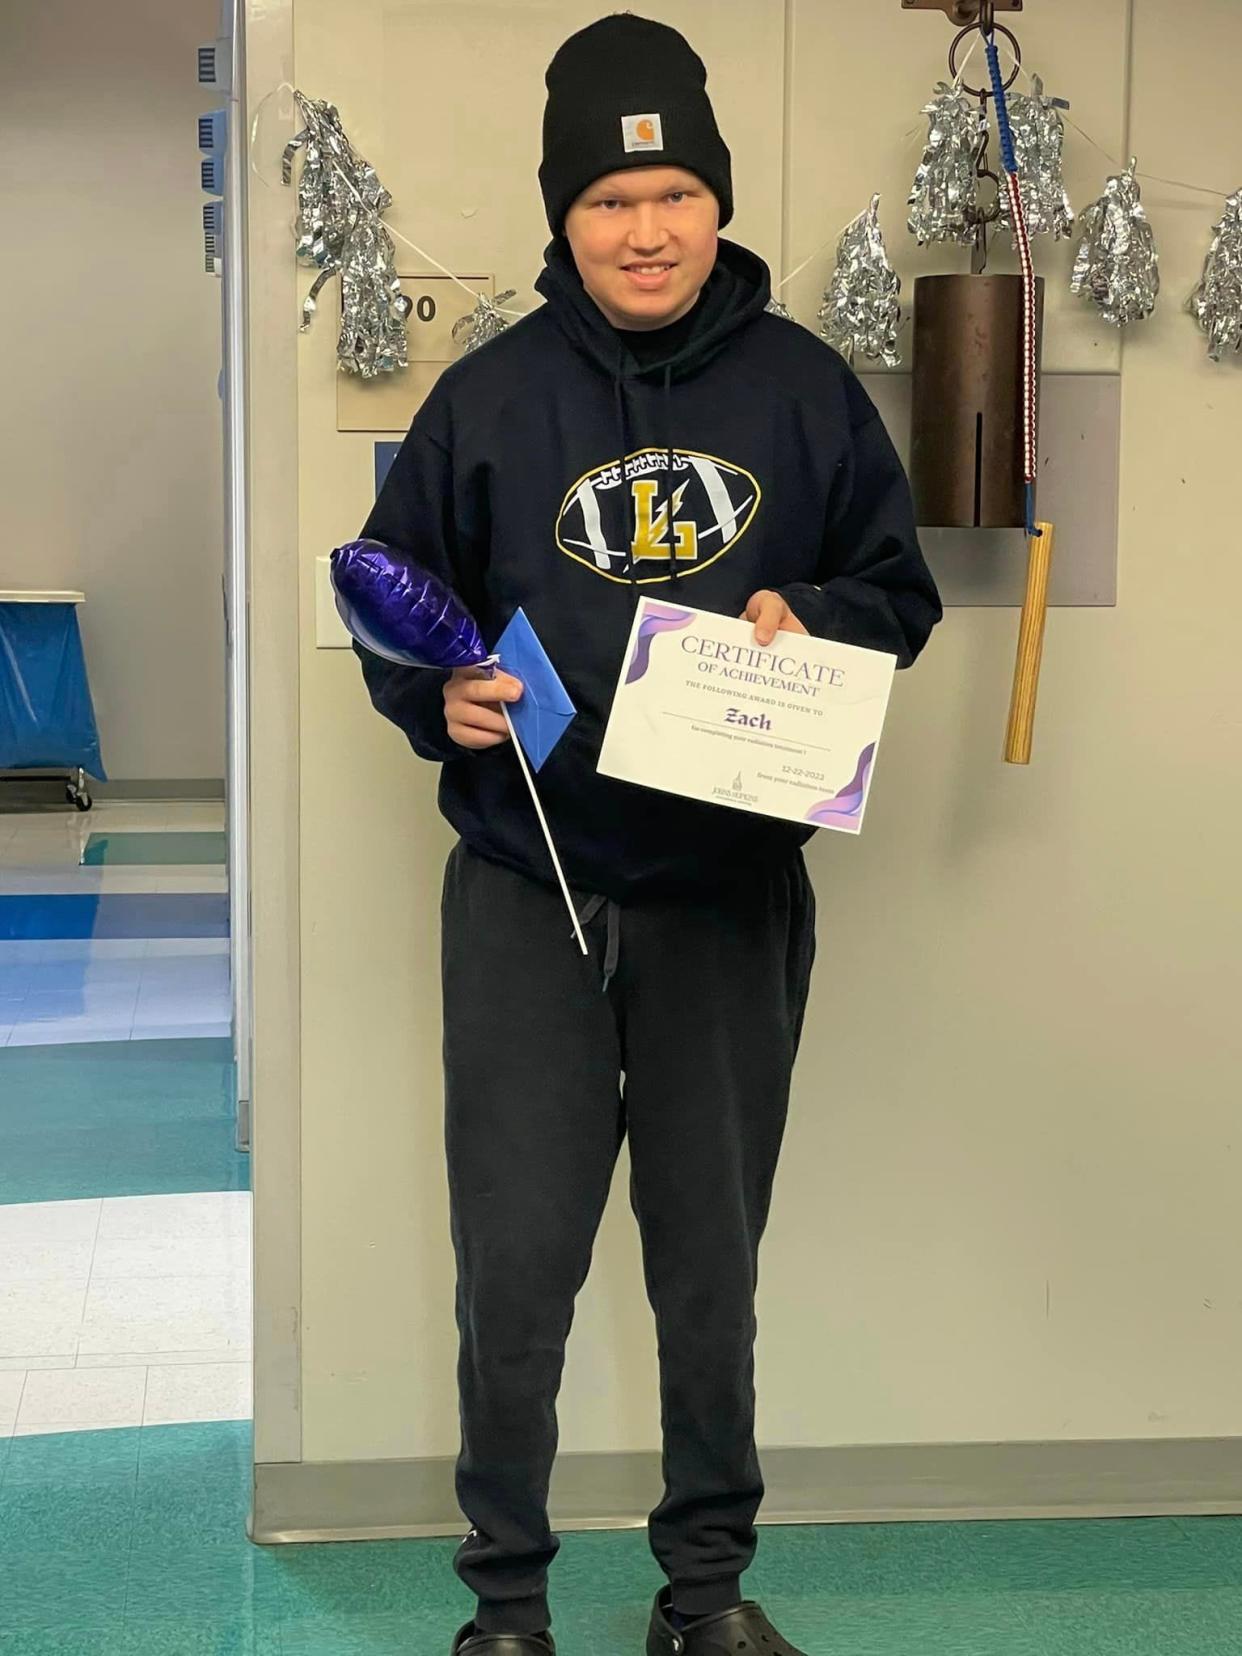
0 1194 252 1435
0 868 229 894
0 801 251 1435
0 799 228 846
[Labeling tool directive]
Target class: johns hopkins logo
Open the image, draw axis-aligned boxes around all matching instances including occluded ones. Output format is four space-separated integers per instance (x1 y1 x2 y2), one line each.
556 448 761 585
715 770 759 807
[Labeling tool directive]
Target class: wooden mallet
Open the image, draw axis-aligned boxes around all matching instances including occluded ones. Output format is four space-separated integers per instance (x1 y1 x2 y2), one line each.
1004 520 1055 765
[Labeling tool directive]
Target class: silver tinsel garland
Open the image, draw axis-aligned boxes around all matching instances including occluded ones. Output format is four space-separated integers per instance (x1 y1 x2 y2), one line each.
818 195 902 367
908 82 986 246
765 297 795 320
996 74 1074 244
452 290 517 354
1186 189 1242 362
1070 159 1160 327
282 91 412 377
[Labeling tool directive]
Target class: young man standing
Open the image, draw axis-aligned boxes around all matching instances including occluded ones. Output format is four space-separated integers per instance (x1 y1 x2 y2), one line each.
354 15 943 1655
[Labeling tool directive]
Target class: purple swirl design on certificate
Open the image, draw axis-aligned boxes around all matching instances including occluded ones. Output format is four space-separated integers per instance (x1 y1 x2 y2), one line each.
805 743 876 834
624 605 695 685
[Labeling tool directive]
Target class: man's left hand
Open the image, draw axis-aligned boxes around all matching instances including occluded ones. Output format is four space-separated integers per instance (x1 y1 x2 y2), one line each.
742 590 809 646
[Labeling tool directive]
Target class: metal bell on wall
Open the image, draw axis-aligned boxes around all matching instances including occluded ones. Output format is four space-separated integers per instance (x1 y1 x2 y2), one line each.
910 273 1046 528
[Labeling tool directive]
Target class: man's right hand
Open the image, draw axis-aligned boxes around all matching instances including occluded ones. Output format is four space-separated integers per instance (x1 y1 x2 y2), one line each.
444 667 523 751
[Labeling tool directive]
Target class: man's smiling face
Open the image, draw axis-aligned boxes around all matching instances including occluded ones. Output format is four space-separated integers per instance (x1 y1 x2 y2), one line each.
563 165 720 331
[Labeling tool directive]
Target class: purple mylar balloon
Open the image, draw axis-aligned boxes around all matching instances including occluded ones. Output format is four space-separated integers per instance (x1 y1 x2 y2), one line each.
329 539 488 670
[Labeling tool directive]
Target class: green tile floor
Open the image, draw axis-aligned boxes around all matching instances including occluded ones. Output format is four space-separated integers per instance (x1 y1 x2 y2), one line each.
81 833 227 867
0 1039 246 1204
2 1420 1241 1654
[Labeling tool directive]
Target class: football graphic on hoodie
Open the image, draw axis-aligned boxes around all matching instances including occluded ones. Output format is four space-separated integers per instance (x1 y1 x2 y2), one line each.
555 447 762 584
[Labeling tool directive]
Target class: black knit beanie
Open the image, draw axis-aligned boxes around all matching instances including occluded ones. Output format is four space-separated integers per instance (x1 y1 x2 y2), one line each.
539 13 734 236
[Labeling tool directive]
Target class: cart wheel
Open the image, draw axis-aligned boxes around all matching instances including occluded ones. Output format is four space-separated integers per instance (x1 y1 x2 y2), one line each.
67 785 93 812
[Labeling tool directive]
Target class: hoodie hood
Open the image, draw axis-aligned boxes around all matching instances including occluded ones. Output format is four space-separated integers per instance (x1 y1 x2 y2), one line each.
534 235 772 383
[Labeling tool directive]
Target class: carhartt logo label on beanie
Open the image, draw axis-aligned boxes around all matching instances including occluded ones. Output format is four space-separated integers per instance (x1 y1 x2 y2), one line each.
539 14 733 234
622 112 664 153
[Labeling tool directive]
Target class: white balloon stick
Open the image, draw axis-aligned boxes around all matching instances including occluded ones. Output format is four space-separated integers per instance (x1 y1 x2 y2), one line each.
501 703 588 957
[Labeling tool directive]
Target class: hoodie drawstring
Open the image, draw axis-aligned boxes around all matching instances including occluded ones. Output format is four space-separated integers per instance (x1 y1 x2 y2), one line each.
577 892 621 993
662 364 678 584
614 358 641 617
614 354 683 608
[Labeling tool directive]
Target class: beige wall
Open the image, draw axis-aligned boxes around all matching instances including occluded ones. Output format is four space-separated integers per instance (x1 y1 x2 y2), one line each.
250 0 1242 1470
1 0 225 784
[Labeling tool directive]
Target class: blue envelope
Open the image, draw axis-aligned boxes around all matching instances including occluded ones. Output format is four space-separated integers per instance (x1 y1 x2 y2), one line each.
493 608 576 772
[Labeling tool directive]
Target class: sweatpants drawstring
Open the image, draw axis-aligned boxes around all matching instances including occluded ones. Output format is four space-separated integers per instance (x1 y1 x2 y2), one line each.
576 893 621 992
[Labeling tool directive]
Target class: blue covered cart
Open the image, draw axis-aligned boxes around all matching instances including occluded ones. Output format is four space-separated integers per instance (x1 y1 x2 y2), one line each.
0 591 107 811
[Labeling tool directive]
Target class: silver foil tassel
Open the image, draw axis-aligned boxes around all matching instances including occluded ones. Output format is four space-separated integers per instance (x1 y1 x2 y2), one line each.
765 297 795 320
818 195 902 368
997 74 1074 244
1186 189 1242 362
452 290 517 355
282 91 411 377
908 82 986 247
1071 158 1160 327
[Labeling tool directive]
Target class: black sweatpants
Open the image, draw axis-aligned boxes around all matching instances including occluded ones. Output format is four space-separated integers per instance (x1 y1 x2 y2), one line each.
441 842 816 1636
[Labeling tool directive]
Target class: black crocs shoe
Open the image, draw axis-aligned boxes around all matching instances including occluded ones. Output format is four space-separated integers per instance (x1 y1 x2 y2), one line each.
451 1624 556 1655
646 1588 809 1656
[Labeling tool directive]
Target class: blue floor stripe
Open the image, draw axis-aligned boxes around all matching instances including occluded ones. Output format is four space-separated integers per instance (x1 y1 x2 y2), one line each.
0 893 229 941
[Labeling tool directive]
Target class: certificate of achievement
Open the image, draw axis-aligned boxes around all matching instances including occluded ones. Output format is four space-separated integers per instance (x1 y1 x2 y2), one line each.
597 599 897 835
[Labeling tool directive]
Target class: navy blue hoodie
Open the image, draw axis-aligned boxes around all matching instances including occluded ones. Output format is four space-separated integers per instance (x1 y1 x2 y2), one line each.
354 237 943 901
